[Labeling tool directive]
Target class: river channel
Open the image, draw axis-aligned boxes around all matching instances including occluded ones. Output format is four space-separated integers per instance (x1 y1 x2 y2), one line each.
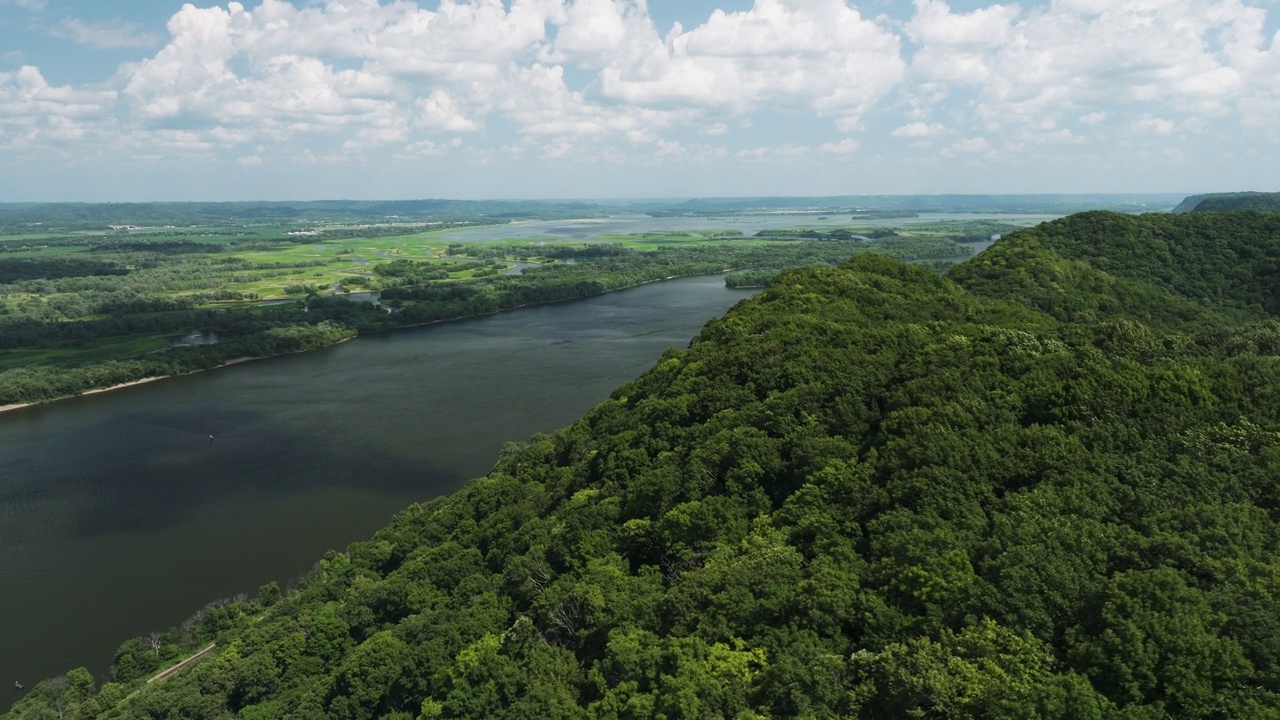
0 275 758 692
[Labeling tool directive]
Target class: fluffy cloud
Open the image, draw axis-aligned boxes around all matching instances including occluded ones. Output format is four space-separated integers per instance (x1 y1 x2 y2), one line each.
2 0 1278 185
102 1 641 158
908 0 1019 47
0 66 117 151
73 0 910 163
906 0 1019 88
891 121 946 138
413 90 478 133
819 138 859 154
946 136 993 155
906 0 1278 130
543 0 648 68
1133 114 1177 136
594 0 905 127
52 18 162 49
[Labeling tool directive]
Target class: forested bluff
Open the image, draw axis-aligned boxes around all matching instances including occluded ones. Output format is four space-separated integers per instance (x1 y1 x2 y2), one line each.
9 209 1280 719
1172 191 1280 213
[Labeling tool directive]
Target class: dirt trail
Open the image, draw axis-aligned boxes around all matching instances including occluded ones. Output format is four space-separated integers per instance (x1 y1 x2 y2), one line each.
147 643 217 684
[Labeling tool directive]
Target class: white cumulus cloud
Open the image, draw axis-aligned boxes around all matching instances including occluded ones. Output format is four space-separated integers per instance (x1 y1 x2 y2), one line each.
1 0 1278 193
592 0 906 127
819 138 859 154
891 121 946 138
1133 114 1177 136
922 0 1277 127
0 66 117 153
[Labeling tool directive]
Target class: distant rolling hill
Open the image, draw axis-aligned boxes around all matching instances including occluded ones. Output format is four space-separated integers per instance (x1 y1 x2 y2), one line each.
1172 191 1280 213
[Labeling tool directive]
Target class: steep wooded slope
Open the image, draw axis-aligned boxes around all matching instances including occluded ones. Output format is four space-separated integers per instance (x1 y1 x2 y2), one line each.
8 212 1280 719
1171 192 1280 213
949 209 1280 326
1176 192 1280 213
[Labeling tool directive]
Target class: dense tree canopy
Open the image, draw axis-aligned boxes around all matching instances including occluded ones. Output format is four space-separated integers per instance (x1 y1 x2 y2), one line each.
1171 192 1280 214
8 211 1280 719
949 210 1280 325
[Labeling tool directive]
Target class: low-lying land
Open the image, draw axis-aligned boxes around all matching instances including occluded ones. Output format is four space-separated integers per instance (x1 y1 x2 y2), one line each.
0 203 1007 408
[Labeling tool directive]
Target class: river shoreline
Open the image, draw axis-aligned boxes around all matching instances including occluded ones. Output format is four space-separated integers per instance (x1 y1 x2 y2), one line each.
0 351 328 416
0 272 762 693
0 273 741 417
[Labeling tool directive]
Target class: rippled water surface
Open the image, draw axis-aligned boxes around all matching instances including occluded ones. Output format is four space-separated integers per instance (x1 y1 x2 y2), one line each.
0 276 757 692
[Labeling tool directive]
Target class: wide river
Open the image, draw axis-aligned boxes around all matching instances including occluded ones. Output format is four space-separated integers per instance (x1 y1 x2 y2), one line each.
0 275 758 692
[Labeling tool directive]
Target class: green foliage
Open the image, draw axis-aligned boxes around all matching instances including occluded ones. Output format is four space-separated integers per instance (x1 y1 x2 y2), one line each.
1173 191 1280 213
725 269 778 288
0 257 128 283
1194 195 1280 212
0 321 356 405
10 210 1280 718
949 210 1280 326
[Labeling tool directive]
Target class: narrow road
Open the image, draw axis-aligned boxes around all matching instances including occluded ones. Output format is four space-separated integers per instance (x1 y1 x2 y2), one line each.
147 643 217 684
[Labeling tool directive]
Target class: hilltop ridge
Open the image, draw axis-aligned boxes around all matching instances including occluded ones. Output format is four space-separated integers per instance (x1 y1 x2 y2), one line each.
1171 191 1280 213
949 209 1280 324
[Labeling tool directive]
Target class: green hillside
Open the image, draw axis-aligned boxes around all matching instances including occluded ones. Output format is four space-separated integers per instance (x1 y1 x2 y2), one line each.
1172 191 1280 213
1192 193 1280 213
9 211 1280 719
948 209 1280 325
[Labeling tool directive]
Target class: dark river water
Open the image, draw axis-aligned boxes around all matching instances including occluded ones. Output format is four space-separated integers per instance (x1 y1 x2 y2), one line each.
0 276 758 693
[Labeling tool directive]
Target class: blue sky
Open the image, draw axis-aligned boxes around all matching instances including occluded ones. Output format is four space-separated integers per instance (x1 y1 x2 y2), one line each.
1 0 1277 201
